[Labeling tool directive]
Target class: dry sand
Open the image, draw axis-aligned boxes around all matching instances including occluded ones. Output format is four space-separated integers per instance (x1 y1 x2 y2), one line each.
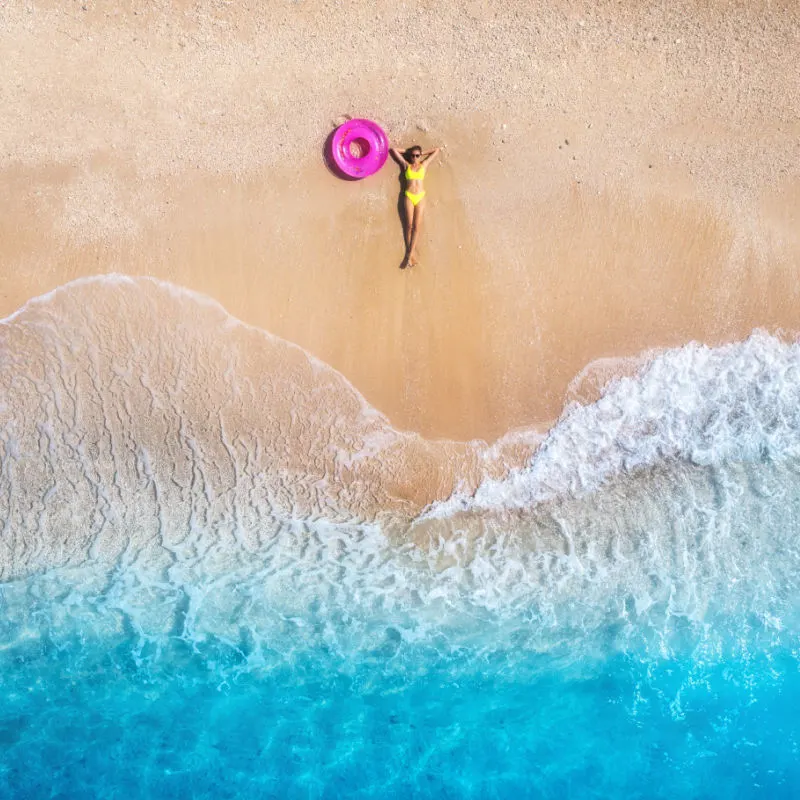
2 0 799 442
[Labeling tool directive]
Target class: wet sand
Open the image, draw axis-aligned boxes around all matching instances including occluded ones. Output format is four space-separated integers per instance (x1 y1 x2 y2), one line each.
2 0 799 441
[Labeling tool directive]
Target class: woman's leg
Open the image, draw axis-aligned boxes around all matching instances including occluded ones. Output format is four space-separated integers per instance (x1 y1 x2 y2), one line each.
407 201 426 264
401 195 413 251
400 195 415 268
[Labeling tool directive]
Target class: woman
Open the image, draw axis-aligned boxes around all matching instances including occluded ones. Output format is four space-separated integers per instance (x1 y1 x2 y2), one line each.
389 144 441 269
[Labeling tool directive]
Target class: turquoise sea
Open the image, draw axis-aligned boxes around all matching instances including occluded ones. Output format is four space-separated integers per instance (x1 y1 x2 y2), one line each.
2 278 799 798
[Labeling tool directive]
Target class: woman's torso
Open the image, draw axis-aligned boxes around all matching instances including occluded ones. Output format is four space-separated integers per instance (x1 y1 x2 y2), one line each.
405 163 425 194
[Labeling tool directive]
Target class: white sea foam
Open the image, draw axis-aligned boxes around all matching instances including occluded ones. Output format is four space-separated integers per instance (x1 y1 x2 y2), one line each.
423 330 800 519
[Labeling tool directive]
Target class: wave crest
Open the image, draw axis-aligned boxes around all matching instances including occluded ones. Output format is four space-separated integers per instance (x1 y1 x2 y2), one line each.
426 330 800 517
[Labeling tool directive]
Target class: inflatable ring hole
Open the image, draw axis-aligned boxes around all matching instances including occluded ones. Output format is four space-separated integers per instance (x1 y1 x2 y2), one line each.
348 137 371 159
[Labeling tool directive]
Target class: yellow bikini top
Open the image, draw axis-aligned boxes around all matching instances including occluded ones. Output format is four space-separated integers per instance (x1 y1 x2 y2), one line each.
405 164 426 180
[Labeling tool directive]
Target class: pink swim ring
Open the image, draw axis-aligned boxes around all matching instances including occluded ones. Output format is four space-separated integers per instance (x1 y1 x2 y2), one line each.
330 118 389 179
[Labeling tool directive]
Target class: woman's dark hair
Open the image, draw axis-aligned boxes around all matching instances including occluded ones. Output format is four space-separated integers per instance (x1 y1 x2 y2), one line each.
404 145 423 159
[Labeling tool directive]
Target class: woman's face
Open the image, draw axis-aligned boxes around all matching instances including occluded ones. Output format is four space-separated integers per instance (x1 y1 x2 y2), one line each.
410 150 422 161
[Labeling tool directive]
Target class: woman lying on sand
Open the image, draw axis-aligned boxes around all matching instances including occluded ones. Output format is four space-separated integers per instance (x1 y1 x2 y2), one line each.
390 144 441 269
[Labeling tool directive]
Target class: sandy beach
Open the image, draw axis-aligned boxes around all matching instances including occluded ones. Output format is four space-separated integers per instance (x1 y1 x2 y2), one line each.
2 0 799 442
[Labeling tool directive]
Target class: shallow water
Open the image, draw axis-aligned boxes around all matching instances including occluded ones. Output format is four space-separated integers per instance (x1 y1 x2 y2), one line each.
2 278 799 797
2 631 799 798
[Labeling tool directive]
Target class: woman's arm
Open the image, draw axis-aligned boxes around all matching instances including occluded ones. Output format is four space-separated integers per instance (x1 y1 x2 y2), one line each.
420 147 441 165
390 147 409 167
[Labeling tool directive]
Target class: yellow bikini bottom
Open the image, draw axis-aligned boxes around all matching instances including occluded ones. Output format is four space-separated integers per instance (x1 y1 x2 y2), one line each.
405 190 426 206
